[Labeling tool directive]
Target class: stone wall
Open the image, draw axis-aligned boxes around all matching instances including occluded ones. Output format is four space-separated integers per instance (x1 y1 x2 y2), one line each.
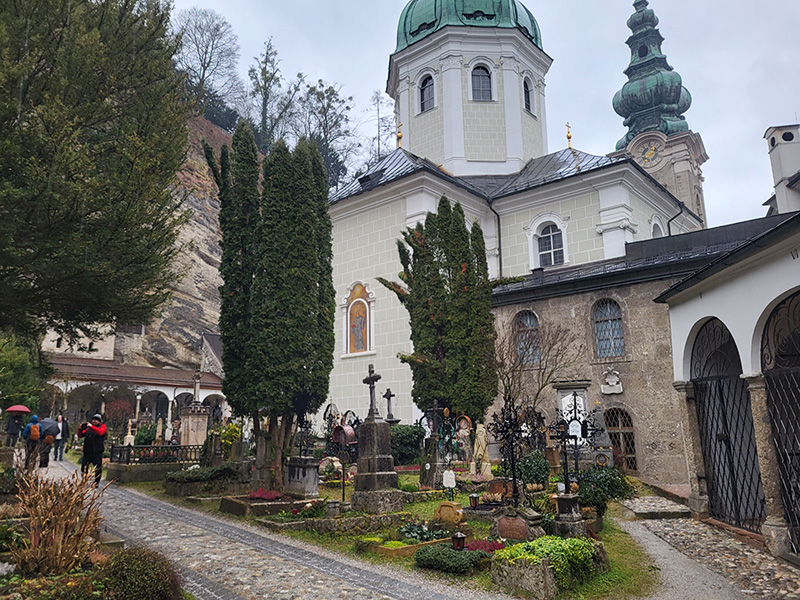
493 277 690 486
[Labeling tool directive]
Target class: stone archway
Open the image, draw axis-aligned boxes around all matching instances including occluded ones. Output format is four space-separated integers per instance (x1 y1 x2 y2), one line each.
691 318 766 534
761 290 800 554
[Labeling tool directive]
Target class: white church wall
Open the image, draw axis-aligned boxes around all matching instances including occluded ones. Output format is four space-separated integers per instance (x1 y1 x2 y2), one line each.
329 197 417 425
462 62 507 163
408 70 445 166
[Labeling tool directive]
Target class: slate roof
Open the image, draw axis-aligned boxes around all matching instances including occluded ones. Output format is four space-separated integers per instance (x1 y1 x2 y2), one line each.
49 355 223 390
492 213 793 305
330 147 628 206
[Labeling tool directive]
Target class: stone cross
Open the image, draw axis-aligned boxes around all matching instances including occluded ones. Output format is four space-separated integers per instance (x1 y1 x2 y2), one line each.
363 364 382 420
383 388 396 421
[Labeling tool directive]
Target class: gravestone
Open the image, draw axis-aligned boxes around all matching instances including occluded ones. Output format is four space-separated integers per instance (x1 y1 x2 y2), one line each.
284 456 319 499
434 501 466 525
353 365 398 493
181 403 209 446
490 506 545 542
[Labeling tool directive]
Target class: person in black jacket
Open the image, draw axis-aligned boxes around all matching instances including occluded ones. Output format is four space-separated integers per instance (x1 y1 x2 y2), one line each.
4 415 22 447
78 414 107 487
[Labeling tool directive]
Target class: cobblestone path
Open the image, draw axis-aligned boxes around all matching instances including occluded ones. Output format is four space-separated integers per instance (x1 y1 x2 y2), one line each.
50 463 512 600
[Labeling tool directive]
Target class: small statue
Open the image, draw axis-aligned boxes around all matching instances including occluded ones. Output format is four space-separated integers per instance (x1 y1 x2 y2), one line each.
473 423 493 480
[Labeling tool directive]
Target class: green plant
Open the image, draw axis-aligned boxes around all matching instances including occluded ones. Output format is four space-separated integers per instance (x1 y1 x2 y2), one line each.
0 523 23 552
517 451 550 486
494 536 597 589
414 544 490 573
383 540 407 548
577 466 634 517
398 518 446 543
353 536 382 553
399 483 419 493
165 463 237 483
0 468 17 495
97 547 182 600
390 425 426 465
491 463 505 477
134 423 156 446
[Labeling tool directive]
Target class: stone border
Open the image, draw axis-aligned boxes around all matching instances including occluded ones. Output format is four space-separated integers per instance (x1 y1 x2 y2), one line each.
256 511 411 535
219 496 321 517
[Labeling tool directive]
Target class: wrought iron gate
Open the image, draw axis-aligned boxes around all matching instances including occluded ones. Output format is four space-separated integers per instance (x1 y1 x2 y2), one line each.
762 292 800 554
692 318 767 534
605 408 637 472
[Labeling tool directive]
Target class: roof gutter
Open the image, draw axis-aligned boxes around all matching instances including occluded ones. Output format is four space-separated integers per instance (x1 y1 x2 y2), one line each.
489 201 503 277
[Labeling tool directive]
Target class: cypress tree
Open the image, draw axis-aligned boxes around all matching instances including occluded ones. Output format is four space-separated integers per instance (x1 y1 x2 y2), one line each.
205 121 260 416
380 196 497 424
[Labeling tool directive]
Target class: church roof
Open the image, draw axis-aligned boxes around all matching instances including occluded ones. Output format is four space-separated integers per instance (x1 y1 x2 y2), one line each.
330 147 627 206
395 0 542 53
494 213 793 305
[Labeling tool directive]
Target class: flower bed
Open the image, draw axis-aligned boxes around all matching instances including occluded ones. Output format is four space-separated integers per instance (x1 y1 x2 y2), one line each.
366 537 453 558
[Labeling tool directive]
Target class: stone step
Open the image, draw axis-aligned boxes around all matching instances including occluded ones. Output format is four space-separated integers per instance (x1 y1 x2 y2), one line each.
620 497 692 520
97 530 125 552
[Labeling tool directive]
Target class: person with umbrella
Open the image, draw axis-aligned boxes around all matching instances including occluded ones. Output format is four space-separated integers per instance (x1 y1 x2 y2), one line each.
78 414 106 487
21 415 41 469
36 417 60 468
5 413 23 447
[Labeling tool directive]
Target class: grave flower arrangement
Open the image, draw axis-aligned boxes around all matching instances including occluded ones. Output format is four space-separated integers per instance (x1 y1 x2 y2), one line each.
397 517 447 543
479 492 503 504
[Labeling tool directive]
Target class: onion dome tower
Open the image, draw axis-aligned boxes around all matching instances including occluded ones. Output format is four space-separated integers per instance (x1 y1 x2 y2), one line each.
611 0 708 224
387 0 552 176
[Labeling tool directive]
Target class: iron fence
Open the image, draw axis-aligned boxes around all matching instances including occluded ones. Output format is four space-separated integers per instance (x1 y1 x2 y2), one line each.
109 444 203 465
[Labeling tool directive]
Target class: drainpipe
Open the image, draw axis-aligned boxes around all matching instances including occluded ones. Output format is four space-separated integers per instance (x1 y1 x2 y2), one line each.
667 201 685 236
489 202 503 277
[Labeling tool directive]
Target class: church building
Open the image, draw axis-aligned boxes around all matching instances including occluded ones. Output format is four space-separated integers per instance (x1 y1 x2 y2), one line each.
327 0 713 487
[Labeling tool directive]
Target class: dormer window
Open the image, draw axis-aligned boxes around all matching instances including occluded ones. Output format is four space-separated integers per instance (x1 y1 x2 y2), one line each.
472 66 492 101
420 75 434 112
538 224 564 267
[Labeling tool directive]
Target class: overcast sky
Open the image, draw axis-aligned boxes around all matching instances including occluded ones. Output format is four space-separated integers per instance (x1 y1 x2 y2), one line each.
171 0 800 228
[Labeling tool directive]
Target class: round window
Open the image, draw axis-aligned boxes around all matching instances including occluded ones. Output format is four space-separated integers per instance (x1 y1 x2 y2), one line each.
782 132 795 142
638 45 648 58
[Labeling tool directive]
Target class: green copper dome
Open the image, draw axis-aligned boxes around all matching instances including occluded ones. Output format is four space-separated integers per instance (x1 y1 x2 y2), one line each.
613 0 691 150
395 0 542 53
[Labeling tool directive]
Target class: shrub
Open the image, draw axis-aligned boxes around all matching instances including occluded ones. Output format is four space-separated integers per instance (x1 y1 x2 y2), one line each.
134 423 156 446
491 463 505 477
12 470 105 575
165 462 237 483
399 483 419 493
577 466 634 516
98 547 182 600
0 468 17 495
517 451 551 487
383 540 407 548
353 536 382 553
390 425 426 465
414 544 490 573
494 536 596 589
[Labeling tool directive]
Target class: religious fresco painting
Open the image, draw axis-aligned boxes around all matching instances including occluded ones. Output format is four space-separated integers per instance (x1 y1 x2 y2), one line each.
346 283 371 354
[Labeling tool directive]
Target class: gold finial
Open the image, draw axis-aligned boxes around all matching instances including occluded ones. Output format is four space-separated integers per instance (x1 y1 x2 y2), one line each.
397 122 403 149
566 122 572 149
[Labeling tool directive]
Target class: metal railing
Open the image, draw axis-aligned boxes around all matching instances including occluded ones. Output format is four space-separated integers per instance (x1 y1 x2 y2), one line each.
109 444 203 465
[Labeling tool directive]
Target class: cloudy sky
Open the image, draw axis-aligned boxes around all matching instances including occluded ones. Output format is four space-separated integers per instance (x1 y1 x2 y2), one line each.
171 0 800 228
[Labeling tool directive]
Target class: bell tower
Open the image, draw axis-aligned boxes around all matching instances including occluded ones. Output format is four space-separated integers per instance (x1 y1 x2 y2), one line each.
611 0 708 224
387 0 552 176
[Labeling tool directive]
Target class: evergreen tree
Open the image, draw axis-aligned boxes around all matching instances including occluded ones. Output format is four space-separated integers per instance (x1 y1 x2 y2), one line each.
0 0 189 341
204 121 260 417
248 138 335 482
379 197 497 424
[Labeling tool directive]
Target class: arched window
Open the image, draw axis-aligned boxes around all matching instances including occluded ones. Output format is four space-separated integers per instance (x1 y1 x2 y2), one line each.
538 224 564 267
652 223 664 238
605 408 637 471
513 311 539 365
594 299 625 358
420 75 434 112
342 283 375 355
523 80 532 113
472 66 492 101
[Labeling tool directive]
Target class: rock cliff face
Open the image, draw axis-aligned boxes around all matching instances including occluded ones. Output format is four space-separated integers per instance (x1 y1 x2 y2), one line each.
114 117 228 369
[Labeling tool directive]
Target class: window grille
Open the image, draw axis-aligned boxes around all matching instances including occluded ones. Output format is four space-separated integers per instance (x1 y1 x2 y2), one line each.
472 66 492 101
605 408 637 471
594 299 625 358
420 76 434 112
537 224 564 267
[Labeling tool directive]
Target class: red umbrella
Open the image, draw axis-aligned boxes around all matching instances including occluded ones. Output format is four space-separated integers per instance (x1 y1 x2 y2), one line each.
5 405 31 415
